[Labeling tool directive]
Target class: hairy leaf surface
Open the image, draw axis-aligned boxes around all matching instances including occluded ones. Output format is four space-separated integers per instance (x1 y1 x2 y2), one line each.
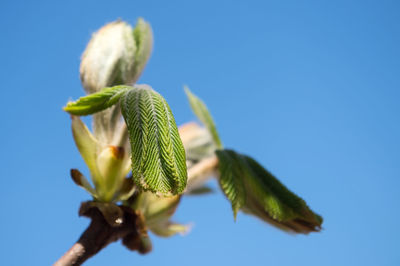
64 85 131 115
216 149 322 233
121 85 187 195
185 87 223 149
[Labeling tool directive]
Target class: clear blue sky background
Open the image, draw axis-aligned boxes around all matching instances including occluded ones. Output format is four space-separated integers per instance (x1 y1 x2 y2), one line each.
1 0 399 265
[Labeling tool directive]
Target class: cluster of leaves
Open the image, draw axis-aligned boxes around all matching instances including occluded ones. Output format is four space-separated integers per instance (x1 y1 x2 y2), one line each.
65 85 322 233
63 19 322 256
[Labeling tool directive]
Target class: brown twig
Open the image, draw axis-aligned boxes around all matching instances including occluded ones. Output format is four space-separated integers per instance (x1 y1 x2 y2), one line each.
54 203 151 266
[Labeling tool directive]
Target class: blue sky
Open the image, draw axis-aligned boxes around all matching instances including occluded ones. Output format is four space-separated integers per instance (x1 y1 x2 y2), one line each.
1 0 399 265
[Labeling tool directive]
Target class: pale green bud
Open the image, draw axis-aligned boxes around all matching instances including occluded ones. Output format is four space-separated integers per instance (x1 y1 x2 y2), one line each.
71 115 132 202
95 145 131 201
136 192 189 237
80 18 153 94
96 145 125 181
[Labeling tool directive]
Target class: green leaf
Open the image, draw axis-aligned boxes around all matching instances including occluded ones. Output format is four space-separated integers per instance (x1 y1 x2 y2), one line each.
216 149 245 219
64 85 131 115
121 85 187 195
184 86 223 149
132 18 153 83
70 115 100 178
216 149 323 233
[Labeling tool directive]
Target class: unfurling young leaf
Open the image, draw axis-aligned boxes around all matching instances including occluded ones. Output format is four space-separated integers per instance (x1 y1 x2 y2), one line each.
184 86 223 149
131 18 153 83
216 150 245 219
216 149 323 234
64 85 131 115
121 85 187 196
138 192 189 237
65 84 187 197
